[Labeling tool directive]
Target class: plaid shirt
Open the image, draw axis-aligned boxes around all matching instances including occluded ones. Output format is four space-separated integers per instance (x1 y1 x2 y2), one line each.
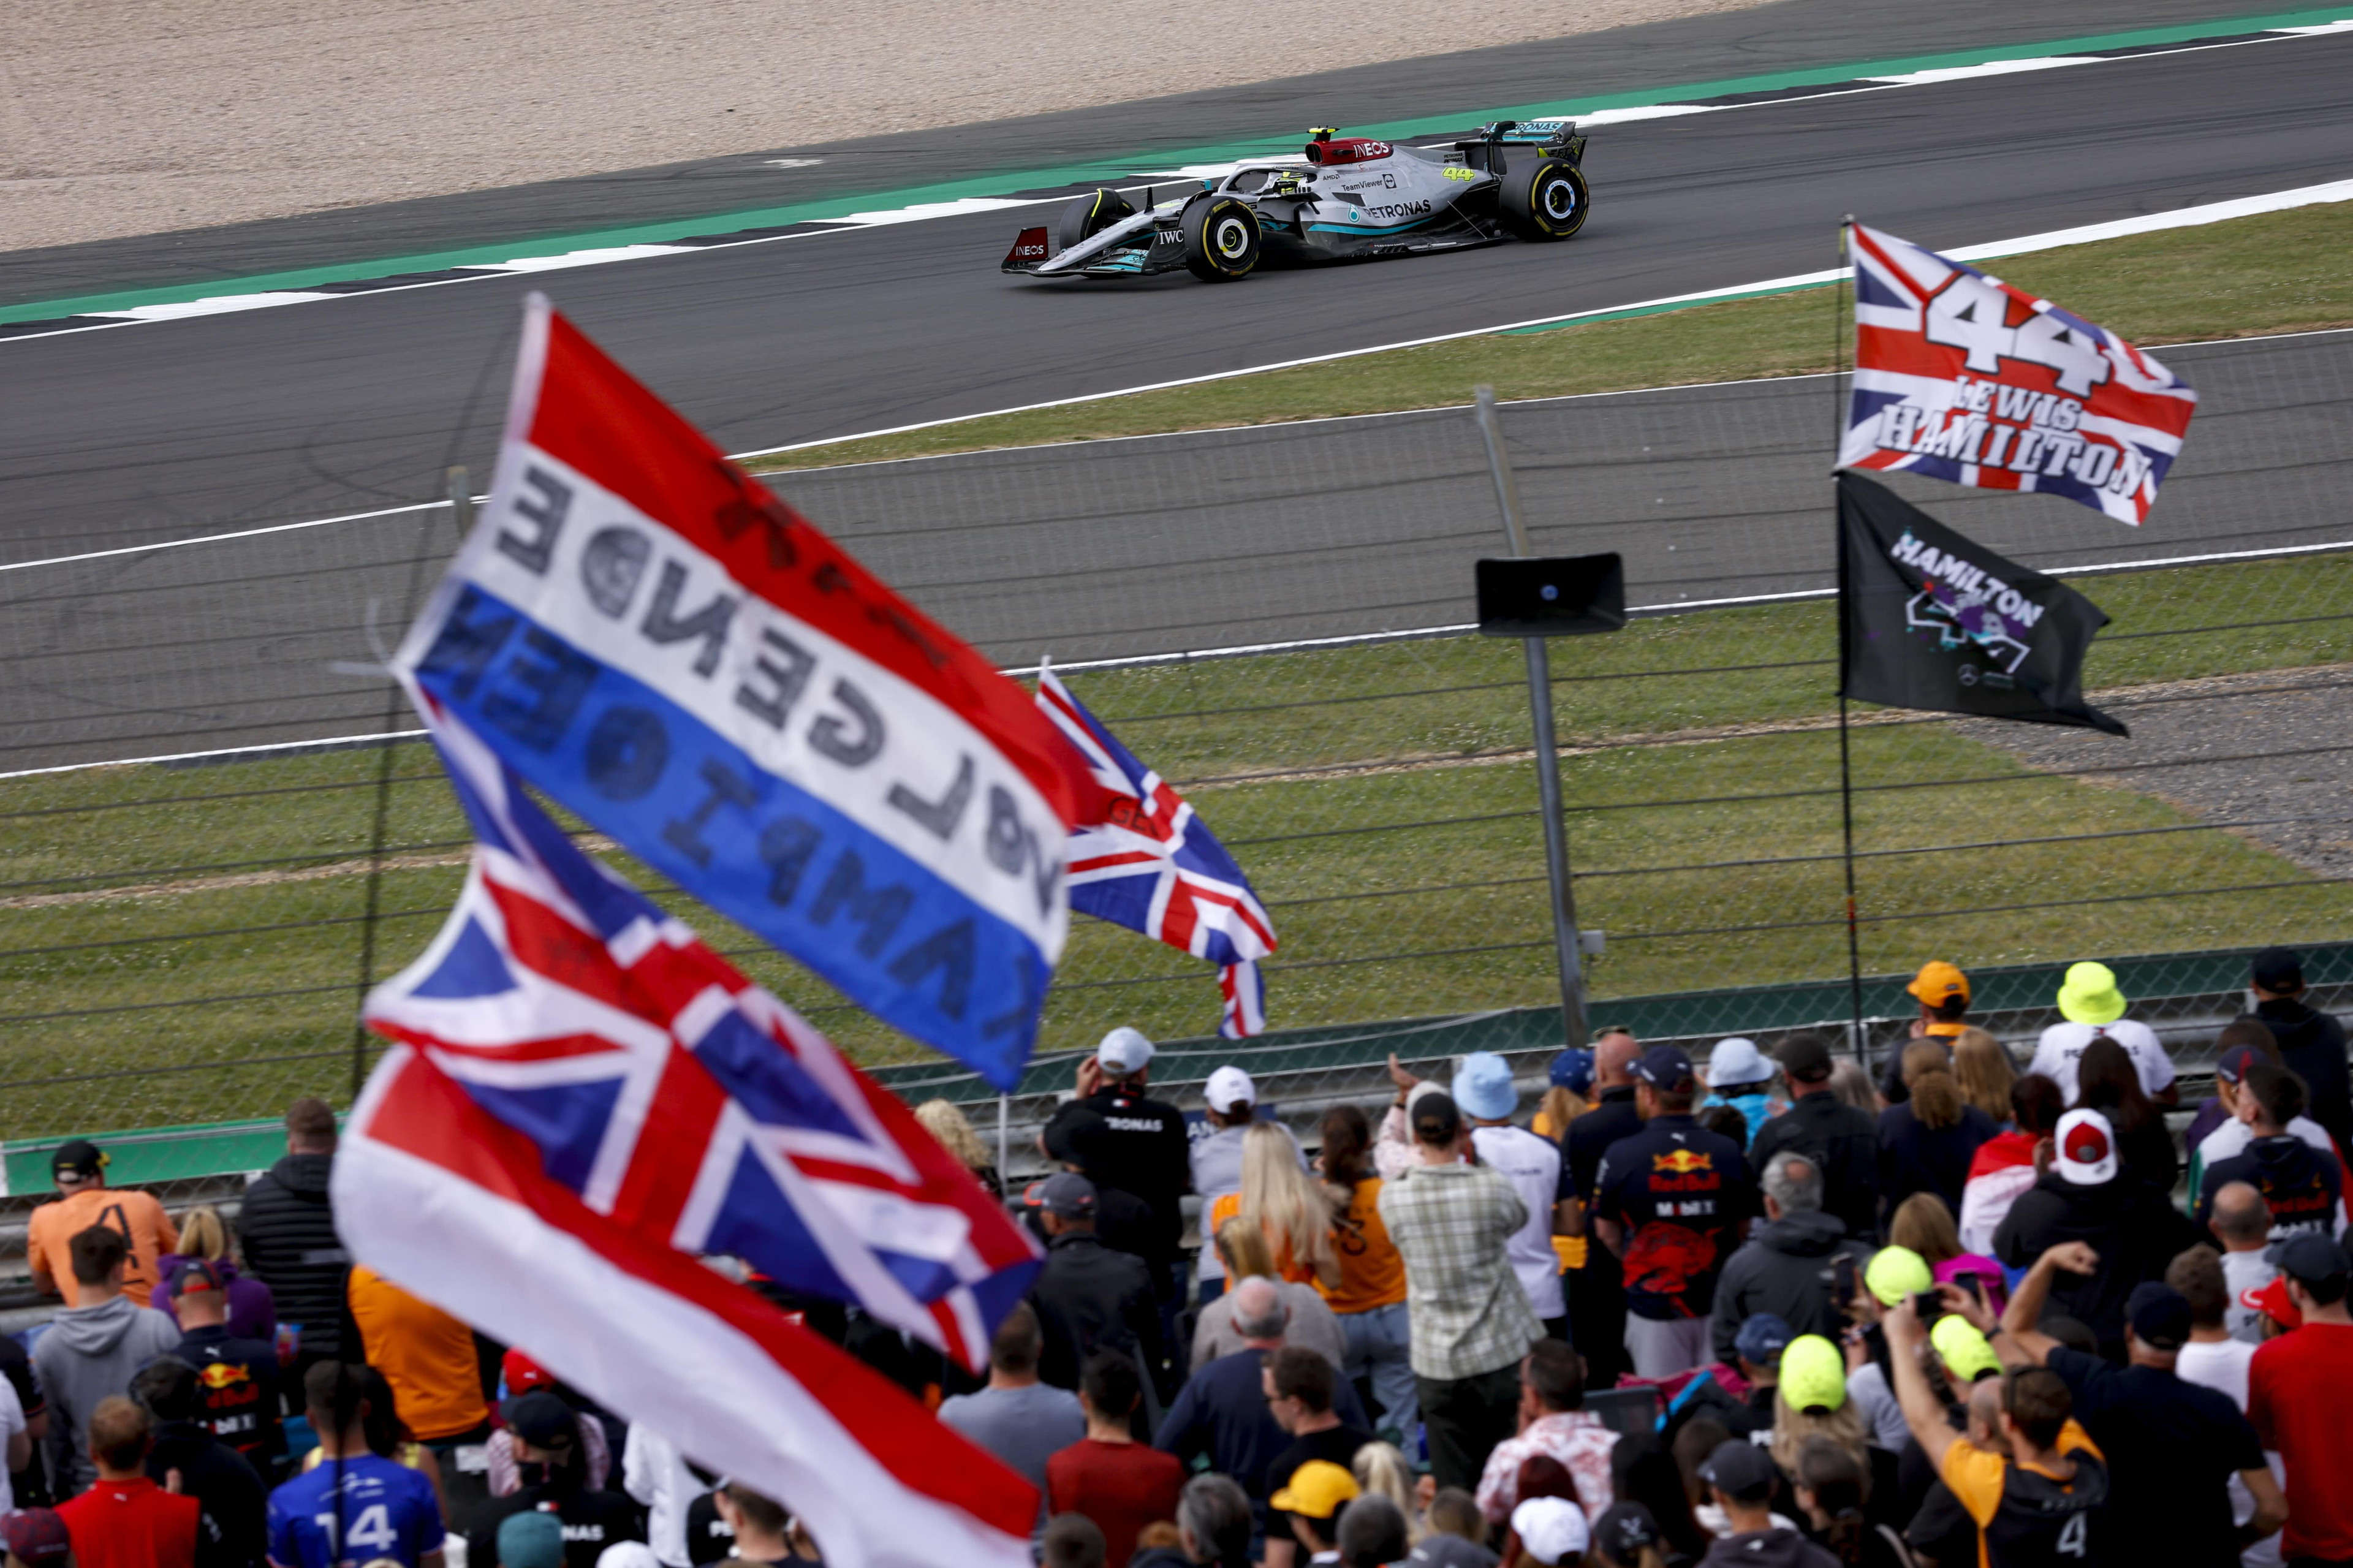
1376 1160 1542 1381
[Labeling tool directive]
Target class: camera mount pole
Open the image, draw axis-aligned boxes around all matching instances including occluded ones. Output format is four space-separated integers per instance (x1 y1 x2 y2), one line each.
1474 385 1589 1051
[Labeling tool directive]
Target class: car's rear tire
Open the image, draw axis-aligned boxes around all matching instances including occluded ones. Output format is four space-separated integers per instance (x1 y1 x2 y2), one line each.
1057 188 1135 251
1499 159 1590 241
1182 195 1260 281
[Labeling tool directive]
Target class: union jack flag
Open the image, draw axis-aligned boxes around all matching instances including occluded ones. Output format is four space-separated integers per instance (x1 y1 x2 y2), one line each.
1036 666 1276 1037
362 697 1041 1373
1841 220 2197 526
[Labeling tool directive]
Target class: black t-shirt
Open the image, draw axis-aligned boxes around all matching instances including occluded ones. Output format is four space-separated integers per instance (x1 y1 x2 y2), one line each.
1561 1088 1642 1205
469 1486 647 1568
2044 1347 2264 1567
1264 1423 1375 1545
178 1324 284 1472
2196 1134 2344 1240
686 1489 738 1565
1046 1088 1192 1257
1590 1114 1756 1319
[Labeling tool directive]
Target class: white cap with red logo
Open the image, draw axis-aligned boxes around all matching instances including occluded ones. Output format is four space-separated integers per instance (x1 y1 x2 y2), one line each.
2053 1108 2118 1186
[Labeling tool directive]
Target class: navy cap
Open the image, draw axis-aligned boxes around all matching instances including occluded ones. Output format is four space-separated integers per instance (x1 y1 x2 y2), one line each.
2215 1043 2268 1086
2273 1231 2351 1286
1550 1047 1596 1096
1035 1172 1098 1218
1633 1045 1695 1092
2125 1282 2192 1352
1734 1313 1794 1367
501 1388 576 1449
1698 1439 1778 1502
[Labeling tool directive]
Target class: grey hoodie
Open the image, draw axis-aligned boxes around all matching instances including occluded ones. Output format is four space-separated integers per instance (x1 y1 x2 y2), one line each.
1710 1208 1873 1363
32 1292 183 1492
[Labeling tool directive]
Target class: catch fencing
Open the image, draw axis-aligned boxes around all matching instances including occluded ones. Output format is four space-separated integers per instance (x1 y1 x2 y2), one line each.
2 327 2350 1164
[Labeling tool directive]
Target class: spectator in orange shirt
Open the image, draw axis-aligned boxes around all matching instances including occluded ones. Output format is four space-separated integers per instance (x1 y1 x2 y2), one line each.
1316 1105 1415 1444
54 1398 200 1568
344 1267 491 1449
26 1141 178 1309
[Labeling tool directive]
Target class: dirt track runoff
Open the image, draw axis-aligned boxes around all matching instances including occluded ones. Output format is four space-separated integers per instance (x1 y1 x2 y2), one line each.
1 0 1763 251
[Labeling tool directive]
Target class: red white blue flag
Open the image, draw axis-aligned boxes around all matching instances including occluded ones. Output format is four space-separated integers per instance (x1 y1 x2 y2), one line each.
395 295 1088 1088
338 702 1042 1567
1840 221 2197 526
1036 665 1276 1037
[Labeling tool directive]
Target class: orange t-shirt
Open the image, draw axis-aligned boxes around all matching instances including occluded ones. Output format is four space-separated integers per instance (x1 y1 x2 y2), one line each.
1318 1176 1407 1314
347 1266 490 1441
1206 1192 1320 1290
26 1187 180 1308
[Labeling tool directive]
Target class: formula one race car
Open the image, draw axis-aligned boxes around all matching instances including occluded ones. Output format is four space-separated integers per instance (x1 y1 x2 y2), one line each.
1002 121 1590 283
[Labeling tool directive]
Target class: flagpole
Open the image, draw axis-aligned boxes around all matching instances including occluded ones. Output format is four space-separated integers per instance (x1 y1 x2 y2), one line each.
1832 218 1866 1065
1473 385 1589 1051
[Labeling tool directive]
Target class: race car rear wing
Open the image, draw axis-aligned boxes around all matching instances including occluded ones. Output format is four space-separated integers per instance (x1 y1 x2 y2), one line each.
1463 119 1587 166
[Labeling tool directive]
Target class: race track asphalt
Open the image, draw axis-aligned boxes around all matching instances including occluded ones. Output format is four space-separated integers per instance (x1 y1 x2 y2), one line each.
4 1 2352 563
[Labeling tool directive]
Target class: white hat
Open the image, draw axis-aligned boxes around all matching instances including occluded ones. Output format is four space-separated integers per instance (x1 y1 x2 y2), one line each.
1206 1065 1256 1112
1510 1496 1590 1565
1705 1037 1772 1089
1096 1026 1155 1075
2053 1108 2119 1186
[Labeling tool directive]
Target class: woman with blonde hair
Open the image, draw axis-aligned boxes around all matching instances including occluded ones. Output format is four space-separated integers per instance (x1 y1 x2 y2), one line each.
1950 1028 2017 1126
1352 1440 1426 1543
1874 1043 1995 1227
1887 1192 2006 1312
1767 1336 1873 1480
1205 1120 1339 1291
913 1098 1002 1199
152 1203 276 1339
1190 1218 1347 1368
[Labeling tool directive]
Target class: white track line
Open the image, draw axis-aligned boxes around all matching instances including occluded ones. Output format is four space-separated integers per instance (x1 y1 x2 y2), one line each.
8 20 2349 345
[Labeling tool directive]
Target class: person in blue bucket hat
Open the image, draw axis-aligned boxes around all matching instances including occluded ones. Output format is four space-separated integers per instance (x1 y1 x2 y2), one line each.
1455 1052 1571 1336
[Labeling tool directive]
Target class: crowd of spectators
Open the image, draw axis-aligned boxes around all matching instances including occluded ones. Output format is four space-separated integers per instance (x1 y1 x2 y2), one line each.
3 947 2351 1568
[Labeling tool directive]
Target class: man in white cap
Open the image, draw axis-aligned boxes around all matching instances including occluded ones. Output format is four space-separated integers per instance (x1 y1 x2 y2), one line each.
1449 1052 1566 1336
1044 1028 1194 1326
1991 1108 2199 1359
1190 1064 1305 1300
2026 961 2178 1107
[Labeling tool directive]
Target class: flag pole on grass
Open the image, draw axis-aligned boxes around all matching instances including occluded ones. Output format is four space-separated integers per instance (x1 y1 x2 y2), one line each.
1832 216 1867 1065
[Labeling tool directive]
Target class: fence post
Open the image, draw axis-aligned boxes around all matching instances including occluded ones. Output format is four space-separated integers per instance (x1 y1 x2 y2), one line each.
1472 387 1589 1051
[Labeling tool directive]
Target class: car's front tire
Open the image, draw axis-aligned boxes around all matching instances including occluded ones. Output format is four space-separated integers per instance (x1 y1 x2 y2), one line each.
1058 187 1136 251
1499 159 1591 241
1182 195 1260 281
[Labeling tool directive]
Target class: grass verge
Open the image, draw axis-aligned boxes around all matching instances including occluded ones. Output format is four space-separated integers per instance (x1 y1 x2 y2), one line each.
750 202 2353 473
5 548 2347 1137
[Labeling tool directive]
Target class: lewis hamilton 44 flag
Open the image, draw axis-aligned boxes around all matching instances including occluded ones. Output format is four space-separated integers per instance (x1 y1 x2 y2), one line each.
338 700 1042 1568
1838 472 2127 736
396 294 1088 1089
1036 665 1277 1037
1841 221 2197 526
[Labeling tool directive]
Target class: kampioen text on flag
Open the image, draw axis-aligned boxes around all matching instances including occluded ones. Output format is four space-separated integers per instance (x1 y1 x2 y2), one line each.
395 295 1086 1088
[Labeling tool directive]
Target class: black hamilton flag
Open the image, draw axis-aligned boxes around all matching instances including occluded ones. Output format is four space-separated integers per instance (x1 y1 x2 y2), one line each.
1838 473 2128 737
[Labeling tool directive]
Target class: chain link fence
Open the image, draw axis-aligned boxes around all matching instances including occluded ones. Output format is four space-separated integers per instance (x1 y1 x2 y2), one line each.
3 327 2349 1185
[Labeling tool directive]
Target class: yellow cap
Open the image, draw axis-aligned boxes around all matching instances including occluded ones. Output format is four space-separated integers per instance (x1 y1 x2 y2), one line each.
1930 1316 2002 1383
1908 961 1970 1007
2056 961 2128 1026
1270 1460 1359 1520
1866 1246 1934 1307
1780 1335 1846 1414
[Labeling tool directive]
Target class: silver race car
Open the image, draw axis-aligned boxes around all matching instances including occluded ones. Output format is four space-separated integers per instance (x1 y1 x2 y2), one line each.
1001 121 1590 283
